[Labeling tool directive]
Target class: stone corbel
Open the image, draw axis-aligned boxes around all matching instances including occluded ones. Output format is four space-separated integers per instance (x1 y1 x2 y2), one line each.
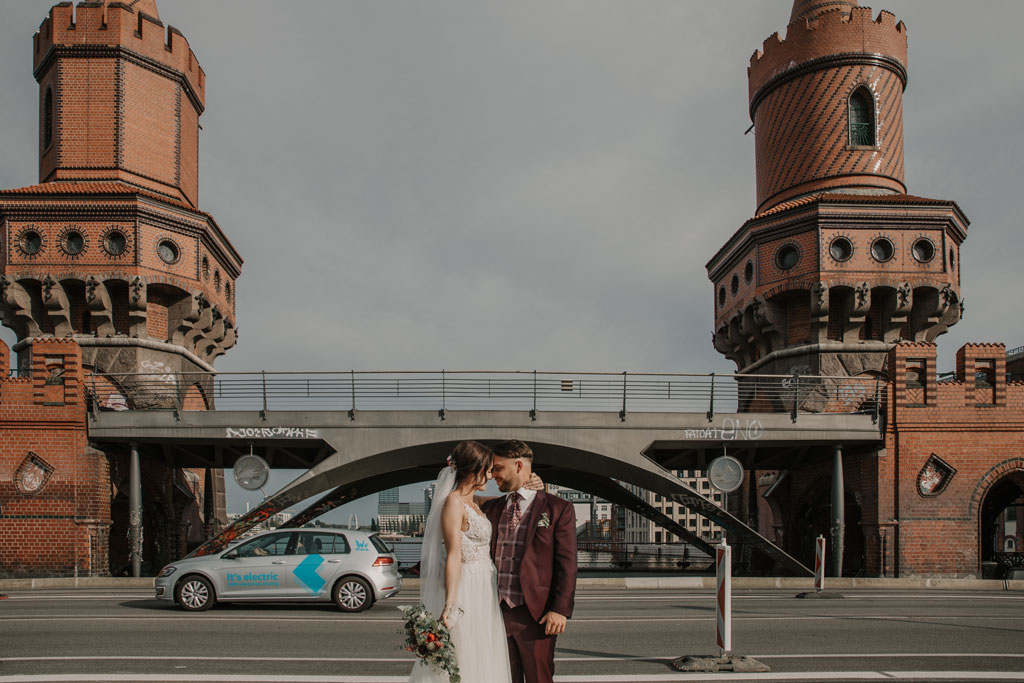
208 319 237 362
927 284 961 342
171 291 205 346
845 281 871 342
41 275 73 337
884 282 913 342
744 297 784 357
128 276 148 337
183 294 214 351
0 275 42 338
196 307 226 360
809 282 830 343
85 276 116 337
727 313 754 369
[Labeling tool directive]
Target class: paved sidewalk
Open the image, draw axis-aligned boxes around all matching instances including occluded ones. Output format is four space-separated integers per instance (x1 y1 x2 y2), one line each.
2 575 1023 591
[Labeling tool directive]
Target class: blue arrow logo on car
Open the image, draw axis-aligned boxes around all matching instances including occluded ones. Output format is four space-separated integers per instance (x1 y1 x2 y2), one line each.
294 554 325 593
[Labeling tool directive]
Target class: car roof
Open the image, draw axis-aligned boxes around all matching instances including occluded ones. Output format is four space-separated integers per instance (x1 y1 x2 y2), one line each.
242 528 374 538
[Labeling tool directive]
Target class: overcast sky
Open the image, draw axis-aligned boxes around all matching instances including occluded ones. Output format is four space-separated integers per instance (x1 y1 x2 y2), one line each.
2 1 1022 523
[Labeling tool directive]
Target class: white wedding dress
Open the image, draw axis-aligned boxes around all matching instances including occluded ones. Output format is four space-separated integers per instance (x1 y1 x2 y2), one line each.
409 500 512 683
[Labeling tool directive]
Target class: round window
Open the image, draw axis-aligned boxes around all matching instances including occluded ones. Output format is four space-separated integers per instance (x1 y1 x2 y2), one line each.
157 240 179 264
870 237 894 263
744 261 754 284
912 238 935 263
829 236 853 262
103 230 128 256
730 274 740 296
19 230 42 256
775 244 800 270
718 286 726 308
61 230 85 256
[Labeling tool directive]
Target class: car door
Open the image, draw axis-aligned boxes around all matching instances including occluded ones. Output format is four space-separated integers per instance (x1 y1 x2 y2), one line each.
279 531 350 599
218 532 294 599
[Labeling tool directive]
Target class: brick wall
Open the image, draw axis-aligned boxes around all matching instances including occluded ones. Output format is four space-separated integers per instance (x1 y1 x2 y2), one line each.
748 8 908 213
0 339 109 578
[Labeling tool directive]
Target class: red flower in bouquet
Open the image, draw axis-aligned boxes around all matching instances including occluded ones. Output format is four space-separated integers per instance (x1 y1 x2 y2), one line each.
398 604 461 683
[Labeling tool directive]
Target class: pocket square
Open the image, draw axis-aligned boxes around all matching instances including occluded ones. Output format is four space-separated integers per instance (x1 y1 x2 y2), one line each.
538 512 551 527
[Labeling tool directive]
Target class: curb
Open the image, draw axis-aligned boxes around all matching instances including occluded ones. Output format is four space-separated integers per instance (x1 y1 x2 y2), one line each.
2 576 1022 591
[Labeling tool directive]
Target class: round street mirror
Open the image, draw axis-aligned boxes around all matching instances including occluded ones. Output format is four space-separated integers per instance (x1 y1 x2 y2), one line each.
708 455 744 493
233 454 269 491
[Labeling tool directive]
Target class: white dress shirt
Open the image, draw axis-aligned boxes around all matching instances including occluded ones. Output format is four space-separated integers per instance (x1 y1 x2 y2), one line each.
510 486 537 517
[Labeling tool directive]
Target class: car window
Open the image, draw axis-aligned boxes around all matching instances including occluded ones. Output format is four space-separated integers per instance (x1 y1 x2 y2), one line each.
291 532 348 555
234 533 291 558
369 534 391 554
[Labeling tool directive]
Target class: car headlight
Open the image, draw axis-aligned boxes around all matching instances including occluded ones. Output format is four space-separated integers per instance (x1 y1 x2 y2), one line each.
157 565 177 578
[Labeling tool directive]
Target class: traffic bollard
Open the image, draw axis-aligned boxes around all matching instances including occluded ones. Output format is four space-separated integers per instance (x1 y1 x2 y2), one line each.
815 535 826 593
716 540 731 655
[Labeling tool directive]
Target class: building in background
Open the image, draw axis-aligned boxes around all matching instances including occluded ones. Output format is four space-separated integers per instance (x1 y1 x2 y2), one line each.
649 471 724 544
377 487 426 535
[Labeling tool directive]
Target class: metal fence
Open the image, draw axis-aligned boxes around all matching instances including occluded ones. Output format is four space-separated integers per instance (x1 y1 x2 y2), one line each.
86 369 883 420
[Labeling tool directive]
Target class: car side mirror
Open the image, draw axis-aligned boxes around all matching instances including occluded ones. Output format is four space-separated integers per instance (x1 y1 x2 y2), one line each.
223 549 239 560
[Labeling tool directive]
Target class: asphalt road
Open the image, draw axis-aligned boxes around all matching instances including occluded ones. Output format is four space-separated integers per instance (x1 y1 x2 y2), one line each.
2 587 1024 682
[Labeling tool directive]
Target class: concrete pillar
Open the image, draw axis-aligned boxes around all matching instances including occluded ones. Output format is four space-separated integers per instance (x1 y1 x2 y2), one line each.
129 443 142 578
831 444 845 578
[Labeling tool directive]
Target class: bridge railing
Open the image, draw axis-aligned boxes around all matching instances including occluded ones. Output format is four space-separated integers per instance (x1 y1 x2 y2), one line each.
87 370 882 420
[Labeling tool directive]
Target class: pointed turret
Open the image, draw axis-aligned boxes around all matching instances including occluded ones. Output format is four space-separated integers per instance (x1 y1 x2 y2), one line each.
790 0 859 24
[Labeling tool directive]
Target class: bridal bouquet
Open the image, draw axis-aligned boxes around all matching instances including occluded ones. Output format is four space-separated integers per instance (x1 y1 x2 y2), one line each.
398 603 461 683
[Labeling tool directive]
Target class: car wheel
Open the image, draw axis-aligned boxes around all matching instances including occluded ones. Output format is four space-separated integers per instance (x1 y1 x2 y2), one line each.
333 576 372 612
176 575 215 611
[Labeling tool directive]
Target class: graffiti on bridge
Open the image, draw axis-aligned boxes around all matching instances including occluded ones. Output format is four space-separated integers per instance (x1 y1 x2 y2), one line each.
225 427 320 439
684 417 763 441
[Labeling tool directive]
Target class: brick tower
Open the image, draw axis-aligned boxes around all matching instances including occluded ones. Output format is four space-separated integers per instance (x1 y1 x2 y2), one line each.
707 1 968 379
0 0 241 389
0 1 240 576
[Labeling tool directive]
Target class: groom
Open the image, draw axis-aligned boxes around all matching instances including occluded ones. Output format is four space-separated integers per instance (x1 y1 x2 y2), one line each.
483 440 578 683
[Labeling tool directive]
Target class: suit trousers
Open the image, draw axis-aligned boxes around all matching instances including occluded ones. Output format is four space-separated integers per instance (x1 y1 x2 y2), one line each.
500 603 556 683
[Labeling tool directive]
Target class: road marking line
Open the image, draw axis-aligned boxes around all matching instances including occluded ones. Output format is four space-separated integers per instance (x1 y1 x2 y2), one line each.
2 673 1024 682
5 614 1024 625
4 653 1024 664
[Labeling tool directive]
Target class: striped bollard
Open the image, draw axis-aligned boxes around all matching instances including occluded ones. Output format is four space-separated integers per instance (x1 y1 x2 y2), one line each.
716 540 731 655
814 535 826 592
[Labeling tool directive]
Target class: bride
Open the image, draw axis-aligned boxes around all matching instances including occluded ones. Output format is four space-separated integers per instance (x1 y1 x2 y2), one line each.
409 441 535 683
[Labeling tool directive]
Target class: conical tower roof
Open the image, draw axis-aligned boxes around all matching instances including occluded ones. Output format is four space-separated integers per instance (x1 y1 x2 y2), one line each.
790 0 858 24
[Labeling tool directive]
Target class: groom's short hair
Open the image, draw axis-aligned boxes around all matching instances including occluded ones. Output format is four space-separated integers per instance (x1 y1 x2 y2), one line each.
493 439 533 460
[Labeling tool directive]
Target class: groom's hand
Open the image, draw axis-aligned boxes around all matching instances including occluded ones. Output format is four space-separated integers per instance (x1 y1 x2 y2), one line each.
539 611 567 635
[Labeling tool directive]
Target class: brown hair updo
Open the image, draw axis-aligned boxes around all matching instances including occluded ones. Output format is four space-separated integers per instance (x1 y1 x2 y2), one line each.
450 441 493 487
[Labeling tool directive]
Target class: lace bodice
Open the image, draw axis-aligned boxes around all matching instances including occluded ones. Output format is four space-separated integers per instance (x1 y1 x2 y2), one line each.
460 503 492 565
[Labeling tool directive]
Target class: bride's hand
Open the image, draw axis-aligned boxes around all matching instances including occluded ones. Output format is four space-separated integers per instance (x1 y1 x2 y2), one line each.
441 604 454 627
525 473 545 491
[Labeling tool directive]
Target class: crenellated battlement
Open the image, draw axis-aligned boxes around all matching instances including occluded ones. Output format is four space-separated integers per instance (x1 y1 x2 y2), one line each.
33 1 204 108
748 5 906 106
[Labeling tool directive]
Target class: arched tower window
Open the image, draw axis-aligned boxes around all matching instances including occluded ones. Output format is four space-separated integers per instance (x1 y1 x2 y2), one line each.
42 87 54 150
849 87 875 147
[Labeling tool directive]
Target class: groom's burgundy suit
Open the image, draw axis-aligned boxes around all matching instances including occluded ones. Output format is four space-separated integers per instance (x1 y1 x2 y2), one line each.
482 490 577 683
